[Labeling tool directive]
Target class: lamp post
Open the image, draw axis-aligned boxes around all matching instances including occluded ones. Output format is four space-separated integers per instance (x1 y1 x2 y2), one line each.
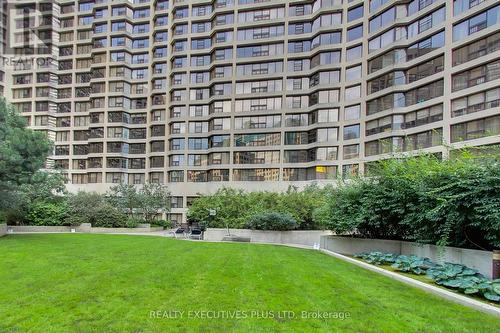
207 208 216 232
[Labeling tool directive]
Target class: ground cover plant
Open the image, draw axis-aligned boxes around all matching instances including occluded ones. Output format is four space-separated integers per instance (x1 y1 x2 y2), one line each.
0 234 499 333
354 252 500 303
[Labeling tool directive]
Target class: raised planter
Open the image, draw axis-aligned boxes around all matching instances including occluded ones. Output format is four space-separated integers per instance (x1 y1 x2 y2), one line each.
7 225 164 234
77 223 92 232
10 225 73 233
320 235 493 278
205 228 331 247
0 223 7 237
222 235 251 242
89 227 163 233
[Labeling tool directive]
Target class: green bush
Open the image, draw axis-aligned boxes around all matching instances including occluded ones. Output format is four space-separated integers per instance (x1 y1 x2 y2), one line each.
107 183 170 223
26 201 68 226
322 149 500 250
124 217 143 228
91 203 127 228
187 185 330 230
66 192 126 228
245 212 298 231
151 219 172 229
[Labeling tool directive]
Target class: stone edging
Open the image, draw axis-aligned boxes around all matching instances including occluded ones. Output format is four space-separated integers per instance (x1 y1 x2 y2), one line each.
320 249 500 318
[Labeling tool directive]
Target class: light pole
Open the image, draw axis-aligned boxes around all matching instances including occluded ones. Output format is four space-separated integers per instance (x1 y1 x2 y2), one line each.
207 208 216 232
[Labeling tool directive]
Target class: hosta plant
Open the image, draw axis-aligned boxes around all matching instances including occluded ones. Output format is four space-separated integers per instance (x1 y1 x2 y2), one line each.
426 264 500 302
353 252 398 265
355 252 500 303
390 255 436 275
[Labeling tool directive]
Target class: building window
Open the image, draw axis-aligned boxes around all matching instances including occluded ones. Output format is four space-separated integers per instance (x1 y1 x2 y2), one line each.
348 5 364 22
344 124 360 140
451 115 500 142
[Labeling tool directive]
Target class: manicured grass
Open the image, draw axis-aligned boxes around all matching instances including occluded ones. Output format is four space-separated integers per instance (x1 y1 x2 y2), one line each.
0 234 498 333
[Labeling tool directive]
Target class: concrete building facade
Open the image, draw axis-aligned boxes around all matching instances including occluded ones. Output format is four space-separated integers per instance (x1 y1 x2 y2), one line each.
1 0 499 224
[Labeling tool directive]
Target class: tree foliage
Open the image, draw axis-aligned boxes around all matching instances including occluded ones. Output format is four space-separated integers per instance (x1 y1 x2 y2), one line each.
107 183 170 223
321 148 500 250
186 185 330 229
245 212 298 231
0 99 55 223
26 201 68 226
107 184 139 217
66 191 127 227
0 171 66 225
0 99 51 187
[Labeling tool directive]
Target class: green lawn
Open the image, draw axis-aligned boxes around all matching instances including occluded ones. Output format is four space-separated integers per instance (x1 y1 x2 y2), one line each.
0 234 498 333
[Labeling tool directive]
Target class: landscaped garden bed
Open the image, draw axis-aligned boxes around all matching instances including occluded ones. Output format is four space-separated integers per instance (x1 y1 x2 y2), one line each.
0 234 498 332
353 252 500 305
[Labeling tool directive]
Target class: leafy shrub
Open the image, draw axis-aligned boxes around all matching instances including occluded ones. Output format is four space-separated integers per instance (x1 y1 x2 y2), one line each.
66 192 126 227
124 217 143 228
1 171 67 225
245 212 298 231
390 255 436 275
355 252 500 302
91 203 127 228
354 252 398 265
426 264 500 302
323 149 500 250
107 183 170 223
187 185 330 230
26 201 68 226
151 219 172 229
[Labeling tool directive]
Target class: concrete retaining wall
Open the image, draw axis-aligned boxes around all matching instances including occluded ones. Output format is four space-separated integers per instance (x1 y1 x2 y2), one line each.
320 236 493 278
205 228 331 247
0 224 7 237
89 227 163 233
10 225 73 233
7 225 164 234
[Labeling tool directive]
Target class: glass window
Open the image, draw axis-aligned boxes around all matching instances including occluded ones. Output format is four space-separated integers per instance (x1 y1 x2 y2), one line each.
453 5 500 41
347 25 363 42
346 45 362 62
343 144 359 159
348 5 364 22
346 66 362 81
344 105 360 120
345 85 361 101
344 124 360 140
370 0 389 13
453 21 468 42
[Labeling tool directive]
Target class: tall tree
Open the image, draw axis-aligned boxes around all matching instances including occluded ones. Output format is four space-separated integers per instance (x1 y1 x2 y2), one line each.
0 99 51 187
0 99 55 221
108 183 170 223
137 183 170 223
108 183 140 217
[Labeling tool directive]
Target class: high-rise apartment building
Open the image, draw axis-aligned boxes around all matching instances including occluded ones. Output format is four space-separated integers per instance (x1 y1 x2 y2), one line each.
0 0 6 96
1 0 499 224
